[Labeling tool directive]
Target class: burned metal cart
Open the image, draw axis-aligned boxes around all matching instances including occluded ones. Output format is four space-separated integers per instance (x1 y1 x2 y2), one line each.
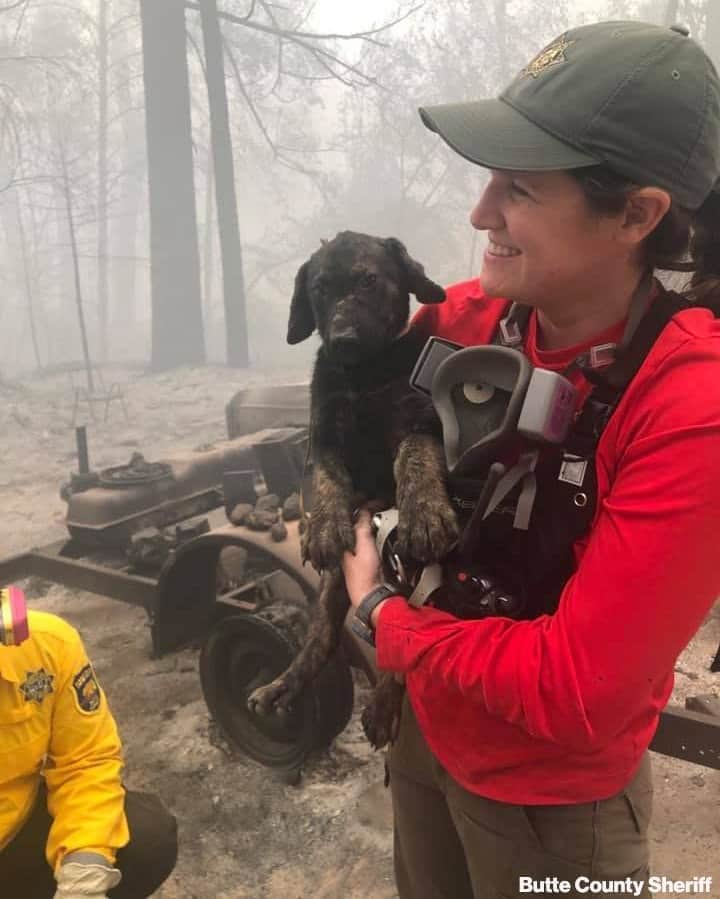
0 385 371 779
0 384 718 780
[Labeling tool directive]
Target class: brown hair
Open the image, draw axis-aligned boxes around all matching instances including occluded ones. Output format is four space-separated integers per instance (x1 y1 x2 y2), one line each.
570 165 720 306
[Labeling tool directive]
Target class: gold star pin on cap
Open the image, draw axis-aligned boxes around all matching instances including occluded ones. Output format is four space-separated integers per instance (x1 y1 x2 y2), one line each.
522 33 576 78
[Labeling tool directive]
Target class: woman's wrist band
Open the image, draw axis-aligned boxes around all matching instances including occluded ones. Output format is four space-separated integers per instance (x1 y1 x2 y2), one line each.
350 584 398 646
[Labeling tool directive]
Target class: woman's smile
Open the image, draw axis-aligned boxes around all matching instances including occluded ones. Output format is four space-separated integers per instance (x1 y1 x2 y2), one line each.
485 238 521 259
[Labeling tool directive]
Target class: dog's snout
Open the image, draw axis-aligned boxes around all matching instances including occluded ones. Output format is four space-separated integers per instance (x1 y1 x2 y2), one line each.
329 331 361 354
327 327 364 363
329 327 359 344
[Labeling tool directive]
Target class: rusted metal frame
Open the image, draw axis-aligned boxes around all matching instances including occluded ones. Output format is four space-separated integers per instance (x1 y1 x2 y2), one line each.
711 642 720 673
1 537 719 766
174 524 378 681
650 704 720 770
215 571 286 612
0 542 157 609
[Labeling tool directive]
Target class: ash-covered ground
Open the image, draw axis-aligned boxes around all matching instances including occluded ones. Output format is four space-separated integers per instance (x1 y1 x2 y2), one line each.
1 364 718 898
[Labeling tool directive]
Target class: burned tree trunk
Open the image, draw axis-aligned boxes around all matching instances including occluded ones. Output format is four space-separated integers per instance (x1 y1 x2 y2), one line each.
15 192 43 371
97 0 109 361
111 13 146 339
140 0 205 370
199 0 250 367
202 151 215 328
59 143 95 395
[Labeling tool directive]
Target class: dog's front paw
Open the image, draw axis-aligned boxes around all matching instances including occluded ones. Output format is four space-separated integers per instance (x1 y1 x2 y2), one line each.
301 507 356 571
361 673 405 750
397 492 459 562
247 674 299 717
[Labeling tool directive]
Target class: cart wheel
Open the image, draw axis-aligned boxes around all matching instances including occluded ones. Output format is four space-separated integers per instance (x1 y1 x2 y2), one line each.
199 604 354 772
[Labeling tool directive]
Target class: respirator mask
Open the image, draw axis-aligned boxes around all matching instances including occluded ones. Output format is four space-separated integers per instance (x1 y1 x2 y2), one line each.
411 337 577 475
0 586 29 646
371 337 579 613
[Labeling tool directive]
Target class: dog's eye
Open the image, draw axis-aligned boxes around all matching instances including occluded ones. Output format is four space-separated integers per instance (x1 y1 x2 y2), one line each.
359 273 377 288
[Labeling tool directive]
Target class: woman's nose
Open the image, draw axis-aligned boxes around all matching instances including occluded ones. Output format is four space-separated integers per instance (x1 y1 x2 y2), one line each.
470 181 504 231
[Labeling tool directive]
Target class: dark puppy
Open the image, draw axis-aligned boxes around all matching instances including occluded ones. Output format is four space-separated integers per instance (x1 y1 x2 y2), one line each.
247 231 458 747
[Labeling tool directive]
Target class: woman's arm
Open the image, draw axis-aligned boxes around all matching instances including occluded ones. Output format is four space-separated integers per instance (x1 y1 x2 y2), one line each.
368 334 720 750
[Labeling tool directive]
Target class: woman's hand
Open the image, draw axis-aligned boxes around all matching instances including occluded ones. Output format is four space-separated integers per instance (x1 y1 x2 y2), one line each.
341 508 383 610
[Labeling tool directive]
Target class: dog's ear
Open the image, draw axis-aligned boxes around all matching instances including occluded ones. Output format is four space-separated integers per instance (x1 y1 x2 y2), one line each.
287 261 315 344
384 237 445 304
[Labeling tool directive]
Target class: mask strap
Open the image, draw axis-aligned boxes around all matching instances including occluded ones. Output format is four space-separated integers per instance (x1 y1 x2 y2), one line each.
619 272 655 349
482 450 539 530
498 275 654 372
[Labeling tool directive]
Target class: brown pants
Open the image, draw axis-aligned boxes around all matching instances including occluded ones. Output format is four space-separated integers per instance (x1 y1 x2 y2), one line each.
388 699 653 899
0 785 178 899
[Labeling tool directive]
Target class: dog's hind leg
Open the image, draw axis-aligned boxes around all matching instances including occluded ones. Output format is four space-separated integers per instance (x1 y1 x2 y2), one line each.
247 568 349 716
361 671 406 750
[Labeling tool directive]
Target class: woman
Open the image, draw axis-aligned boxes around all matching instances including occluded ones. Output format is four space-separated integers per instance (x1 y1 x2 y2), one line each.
342 20 720 899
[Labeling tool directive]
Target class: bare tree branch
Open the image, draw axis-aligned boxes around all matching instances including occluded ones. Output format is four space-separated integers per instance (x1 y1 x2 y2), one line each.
222 38 337 186
226 0 256 23
186 26 207 79
276 69 335 82
222 35 277 151
301 46 369 88
255 0 284 95
217 0 384 88
244 245 306 293
419 162 451 209
0 54 65 62
186 0 421 44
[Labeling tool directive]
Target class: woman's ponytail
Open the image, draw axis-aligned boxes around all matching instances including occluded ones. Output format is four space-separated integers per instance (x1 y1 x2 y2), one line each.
687 189 720 307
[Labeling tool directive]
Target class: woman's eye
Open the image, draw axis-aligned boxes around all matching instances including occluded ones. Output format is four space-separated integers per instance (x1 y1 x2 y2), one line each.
360 273 377 288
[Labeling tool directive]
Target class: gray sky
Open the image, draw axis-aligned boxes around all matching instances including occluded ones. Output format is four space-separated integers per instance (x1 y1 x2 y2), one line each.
309 0 403 31
310 0 608 29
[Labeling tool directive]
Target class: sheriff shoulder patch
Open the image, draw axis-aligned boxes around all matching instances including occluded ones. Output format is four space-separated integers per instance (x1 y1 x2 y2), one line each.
72 664 102 713
20 668 55 704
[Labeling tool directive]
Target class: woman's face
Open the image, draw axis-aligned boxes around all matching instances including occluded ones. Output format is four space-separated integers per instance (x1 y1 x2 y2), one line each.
470 169 631 309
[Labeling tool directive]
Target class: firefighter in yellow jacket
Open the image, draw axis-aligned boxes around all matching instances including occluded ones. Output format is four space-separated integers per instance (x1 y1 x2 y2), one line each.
0 587 177 899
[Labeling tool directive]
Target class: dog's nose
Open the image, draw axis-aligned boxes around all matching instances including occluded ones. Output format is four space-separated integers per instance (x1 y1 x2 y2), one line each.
329 330 362 361
329 328 359 346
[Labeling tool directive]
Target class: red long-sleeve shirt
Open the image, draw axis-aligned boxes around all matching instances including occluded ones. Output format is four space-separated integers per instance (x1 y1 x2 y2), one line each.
376 279 720 804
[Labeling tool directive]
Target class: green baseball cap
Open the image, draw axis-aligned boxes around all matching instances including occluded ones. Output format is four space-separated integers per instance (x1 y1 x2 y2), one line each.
419 20 720 209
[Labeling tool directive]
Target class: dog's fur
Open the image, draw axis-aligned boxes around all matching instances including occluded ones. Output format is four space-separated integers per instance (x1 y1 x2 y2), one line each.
247 231 458 748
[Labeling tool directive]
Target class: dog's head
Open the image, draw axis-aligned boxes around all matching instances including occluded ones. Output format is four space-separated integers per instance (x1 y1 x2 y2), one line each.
287 231 445 362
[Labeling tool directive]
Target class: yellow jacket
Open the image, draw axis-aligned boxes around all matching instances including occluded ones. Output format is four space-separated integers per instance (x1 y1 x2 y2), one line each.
0 610 129 870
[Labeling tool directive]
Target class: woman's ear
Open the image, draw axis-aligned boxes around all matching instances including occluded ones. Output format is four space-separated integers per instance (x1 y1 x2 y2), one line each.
620 187 672 244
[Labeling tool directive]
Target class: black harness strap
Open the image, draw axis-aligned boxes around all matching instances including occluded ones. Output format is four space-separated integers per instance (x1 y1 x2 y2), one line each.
453 288 700 620
566 290 691 459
